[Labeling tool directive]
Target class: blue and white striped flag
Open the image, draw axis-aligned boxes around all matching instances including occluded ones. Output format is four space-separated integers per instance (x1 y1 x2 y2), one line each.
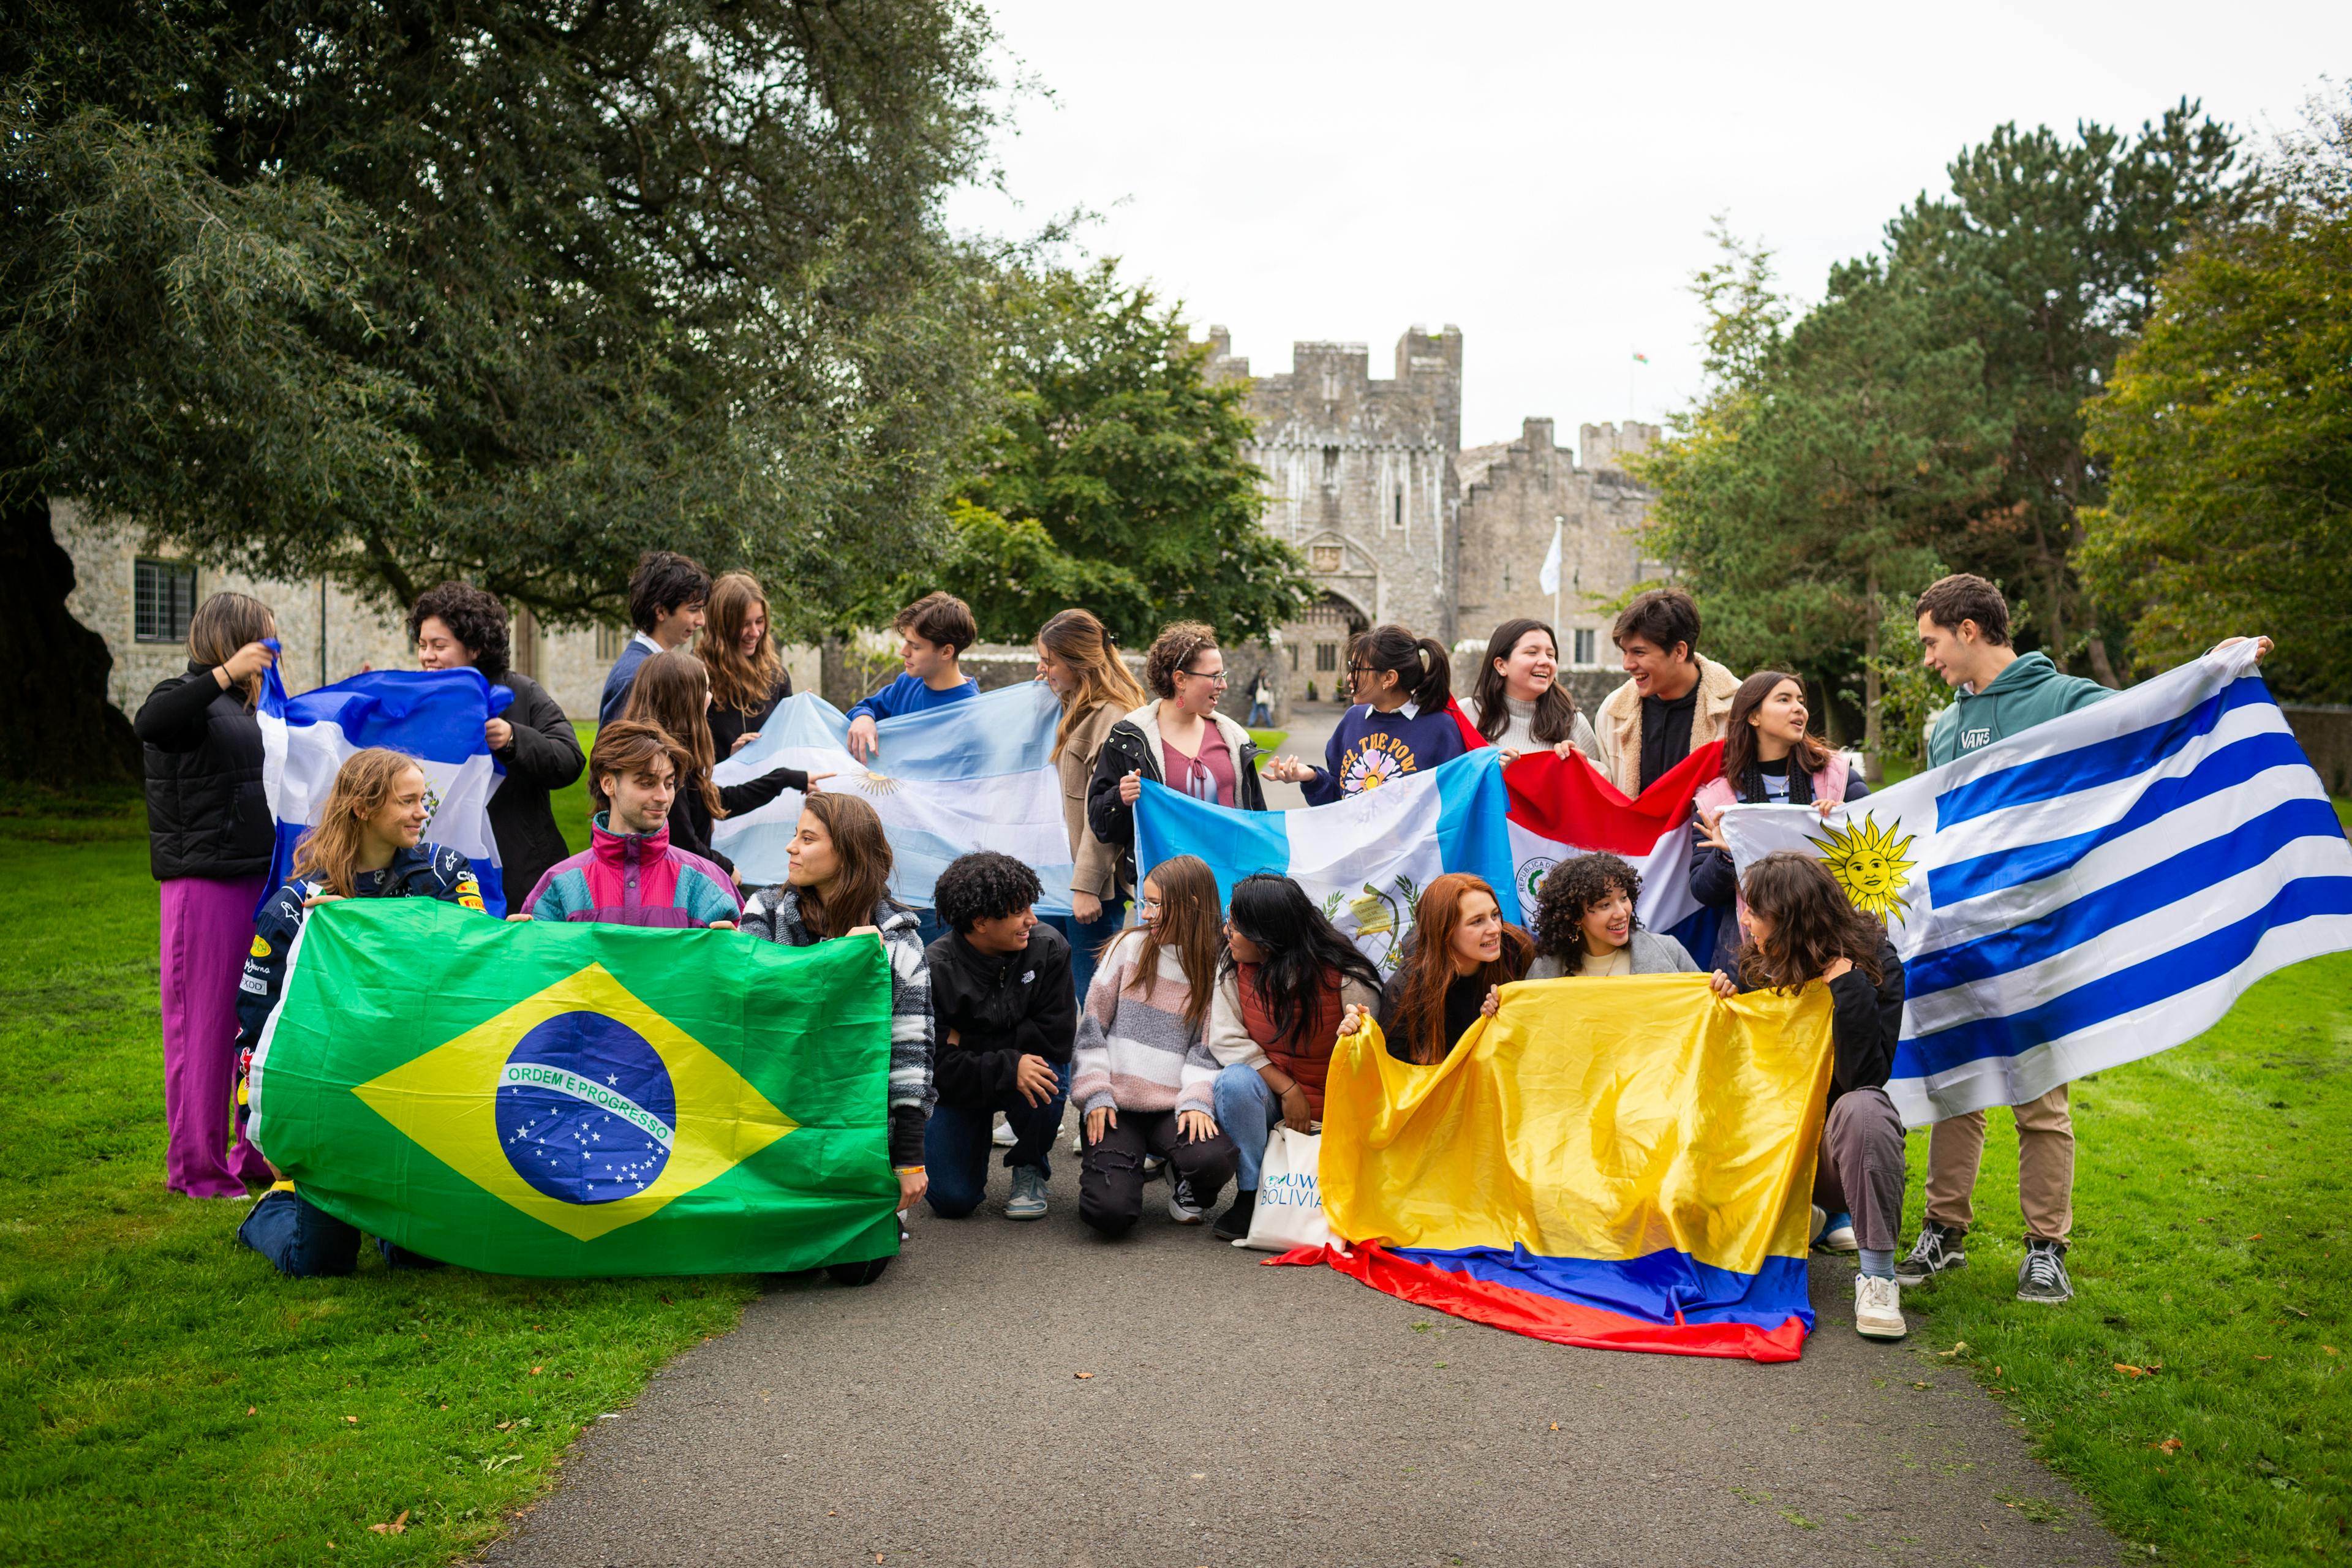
1135 748 1522 977
710 684 1074 913
1719 641 2352 1125
257 658 514 916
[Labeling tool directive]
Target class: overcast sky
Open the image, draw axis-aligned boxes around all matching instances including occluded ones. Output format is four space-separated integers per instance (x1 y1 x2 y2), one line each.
946 2 2347 456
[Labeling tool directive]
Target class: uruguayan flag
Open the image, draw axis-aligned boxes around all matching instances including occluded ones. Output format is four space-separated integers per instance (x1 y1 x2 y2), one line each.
1134 748 1521 976
258 657 513 916
710 684 1074 913
1719 641 2352 1125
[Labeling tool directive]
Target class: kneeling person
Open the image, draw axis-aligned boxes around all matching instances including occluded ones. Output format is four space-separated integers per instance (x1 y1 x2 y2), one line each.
235 748 487 1276
924 853 1076 1221
1076 856 1238 1235
521 720 742 928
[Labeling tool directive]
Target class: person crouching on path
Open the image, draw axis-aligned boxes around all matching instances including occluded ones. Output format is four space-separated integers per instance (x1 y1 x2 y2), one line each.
922 851 1077 1223
1087 622 1267 894
518 722 742 929
1707 850 1909 1341
1072 854 1238 1236
1343 873 1532 1064
135 590 280 1199
739 794 931 1284
234 748 488 1276
1262 623 1469 801
1206 873 1382 1241
1688 671 1868 971
1525 853 1698 978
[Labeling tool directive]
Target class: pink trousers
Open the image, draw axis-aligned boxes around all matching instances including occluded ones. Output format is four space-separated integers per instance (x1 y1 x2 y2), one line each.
160 875 276 1197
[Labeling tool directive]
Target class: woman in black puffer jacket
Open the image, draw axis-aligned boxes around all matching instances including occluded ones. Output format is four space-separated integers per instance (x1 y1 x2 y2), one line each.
134 591 282 1198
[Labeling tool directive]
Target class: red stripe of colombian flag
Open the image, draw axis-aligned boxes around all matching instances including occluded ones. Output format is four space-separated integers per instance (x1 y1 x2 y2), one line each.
1502 739 1724 854
1269 963 1833 1363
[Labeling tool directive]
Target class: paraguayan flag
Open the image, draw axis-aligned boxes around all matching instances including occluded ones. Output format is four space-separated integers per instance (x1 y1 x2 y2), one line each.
1719 640 2352 1126
711 682 1075 913
257 657 514 915
1134 748 1522 975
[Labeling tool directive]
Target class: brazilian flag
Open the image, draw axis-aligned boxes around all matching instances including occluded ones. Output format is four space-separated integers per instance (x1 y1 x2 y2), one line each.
247 899 897 1276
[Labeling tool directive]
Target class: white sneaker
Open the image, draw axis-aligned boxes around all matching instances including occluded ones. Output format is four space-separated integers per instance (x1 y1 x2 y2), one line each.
1854 1273 1907 1340
991 1115 1016 1148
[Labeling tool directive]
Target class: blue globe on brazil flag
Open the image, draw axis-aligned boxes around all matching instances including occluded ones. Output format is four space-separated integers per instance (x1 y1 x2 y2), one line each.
497 1011 677 1204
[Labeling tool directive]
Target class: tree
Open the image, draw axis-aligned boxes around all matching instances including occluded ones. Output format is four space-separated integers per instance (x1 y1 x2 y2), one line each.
2 1 1002 782
2080 91 2352 702
1883 102 2249 680
921 262 1311 646
1637 233 2003 768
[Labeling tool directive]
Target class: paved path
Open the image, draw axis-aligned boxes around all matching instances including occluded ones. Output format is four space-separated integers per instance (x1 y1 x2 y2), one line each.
485 1148 2120 1568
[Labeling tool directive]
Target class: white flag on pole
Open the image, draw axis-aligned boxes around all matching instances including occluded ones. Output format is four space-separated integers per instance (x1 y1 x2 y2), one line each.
1538 520 1563 597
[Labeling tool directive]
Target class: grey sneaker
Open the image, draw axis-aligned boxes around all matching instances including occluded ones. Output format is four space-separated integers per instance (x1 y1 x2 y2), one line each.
2017 1238 2073 1304
1004 1165 1048 1220
1894 1222 1967 1288
1167 1177 1205 1224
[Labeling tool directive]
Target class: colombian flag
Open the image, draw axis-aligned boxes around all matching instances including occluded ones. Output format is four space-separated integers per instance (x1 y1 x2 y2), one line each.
1277 974 1834 1362
246 900 899 1276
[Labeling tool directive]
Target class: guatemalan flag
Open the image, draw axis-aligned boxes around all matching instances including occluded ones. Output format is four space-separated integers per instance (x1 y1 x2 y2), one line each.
711 684 1075 914
257 658 513 916
1502 742 1727 964
1134 748 1521 970
1719 640 2352 1125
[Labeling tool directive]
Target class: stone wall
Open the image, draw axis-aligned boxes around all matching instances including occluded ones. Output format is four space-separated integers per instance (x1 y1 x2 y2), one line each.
820 637 1288 728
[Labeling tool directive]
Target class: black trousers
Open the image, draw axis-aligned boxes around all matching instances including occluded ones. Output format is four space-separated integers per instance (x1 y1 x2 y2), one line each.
1078 1107 1238 1237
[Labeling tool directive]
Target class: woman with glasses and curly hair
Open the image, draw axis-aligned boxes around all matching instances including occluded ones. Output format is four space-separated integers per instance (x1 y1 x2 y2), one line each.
1086 622 1267 893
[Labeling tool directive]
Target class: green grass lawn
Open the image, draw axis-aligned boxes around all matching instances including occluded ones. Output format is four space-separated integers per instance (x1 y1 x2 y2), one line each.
2 761 2345 1566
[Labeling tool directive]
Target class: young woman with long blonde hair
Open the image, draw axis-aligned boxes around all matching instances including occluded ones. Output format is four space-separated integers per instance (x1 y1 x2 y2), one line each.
1035 608 1148 994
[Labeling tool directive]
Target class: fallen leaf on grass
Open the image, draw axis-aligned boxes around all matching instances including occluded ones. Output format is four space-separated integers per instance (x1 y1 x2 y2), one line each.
1072 1371 1093 1379
343 1415 359 1424
2255 1355 2271 1361
368 1512 410 1536
530 1366 543 1376
1939 1341 1969 1357
2247 1233 2263 1241
246 1407 256 1416
496 1421 513 1431
2326 1346 2340 1357
2153 1438 2182 1455
2114 1363 2150 1378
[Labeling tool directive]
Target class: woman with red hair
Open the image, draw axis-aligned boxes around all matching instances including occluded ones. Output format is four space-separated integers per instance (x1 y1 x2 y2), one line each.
1341 873 1532 1064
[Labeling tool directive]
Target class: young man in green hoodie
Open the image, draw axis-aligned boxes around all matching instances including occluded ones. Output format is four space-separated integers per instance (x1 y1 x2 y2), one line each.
1901 573 2109 1305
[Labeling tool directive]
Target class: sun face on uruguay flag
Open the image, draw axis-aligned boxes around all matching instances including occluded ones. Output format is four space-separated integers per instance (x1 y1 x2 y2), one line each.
1809 814 1920 921
353 963 794 1242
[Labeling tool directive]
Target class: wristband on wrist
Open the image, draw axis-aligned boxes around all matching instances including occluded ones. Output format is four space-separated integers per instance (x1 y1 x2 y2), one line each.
894 1165 926 1175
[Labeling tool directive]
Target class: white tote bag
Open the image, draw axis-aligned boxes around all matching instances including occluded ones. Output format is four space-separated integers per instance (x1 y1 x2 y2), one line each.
1238 1125 1331 1252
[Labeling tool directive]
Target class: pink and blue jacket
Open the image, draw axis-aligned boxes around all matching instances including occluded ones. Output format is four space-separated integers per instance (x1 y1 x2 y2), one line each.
522 814 742 928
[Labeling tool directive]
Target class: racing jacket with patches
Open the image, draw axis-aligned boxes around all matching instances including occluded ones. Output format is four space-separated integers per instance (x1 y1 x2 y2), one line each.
234 843 484 1061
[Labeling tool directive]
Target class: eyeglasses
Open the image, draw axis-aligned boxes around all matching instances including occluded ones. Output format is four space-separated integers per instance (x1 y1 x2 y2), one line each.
1178 667 1229 685
1138 895 1164 910
1346 663 1372 676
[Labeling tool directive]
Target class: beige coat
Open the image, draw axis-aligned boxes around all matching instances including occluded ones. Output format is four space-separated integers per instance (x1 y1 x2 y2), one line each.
1591 654 1743 796
1056 699 1125 901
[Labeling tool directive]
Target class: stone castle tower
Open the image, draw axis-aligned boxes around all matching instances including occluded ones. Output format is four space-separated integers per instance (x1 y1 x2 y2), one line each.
1204 325 1658 696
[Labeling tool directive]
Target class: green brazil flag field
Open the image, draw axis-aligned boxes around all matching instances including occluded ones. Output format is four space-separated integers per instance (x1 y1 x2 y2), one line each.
246 900 900 1276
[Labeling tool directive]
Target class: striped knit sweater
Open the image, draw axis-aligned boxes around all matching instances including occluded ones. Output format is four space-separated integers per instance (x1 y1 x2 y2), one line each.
1071 932 1218 1115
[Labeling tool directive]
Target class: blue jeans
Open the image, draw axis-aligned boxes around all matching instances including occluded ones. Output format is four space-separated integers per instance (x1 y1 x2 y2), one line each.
1213 1063 1285 1194
924 1060 1071 1219
1048 896 1129 1003
237 1189 442 1276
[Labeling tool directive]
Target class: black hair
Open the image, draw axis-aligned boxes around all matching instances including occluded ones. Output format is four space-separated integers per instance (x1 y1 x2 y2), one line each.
1914 573 2011 647
1531 852 1645 960
1349 623 1451 713
1611 587 1700 662
1220 873 1384 1047
406 581 512 679
933 851 1043 934
626 550 712 633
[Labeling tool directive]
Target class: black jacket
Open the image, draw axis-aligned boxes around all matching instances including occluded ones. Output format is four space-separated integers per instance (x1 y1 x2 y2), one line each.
1085 712 1266 890
135 664 274 881
666 761 808 877
486 671 585 906
924 924 1076 1109
708 673 792 760
1733 935 1905 1108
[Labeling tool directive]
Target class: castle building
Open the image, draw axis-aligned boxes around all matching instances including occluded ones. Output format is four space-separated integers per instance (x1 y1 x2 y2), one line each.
1204 325 1657 695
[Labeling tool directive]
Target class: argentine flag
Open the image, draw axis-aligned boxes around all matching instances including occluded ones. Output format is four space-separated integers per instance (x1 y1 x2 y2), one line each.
257 658 514 916
1134 748 1521 976
710 684 1074 913
1719 641 2352 1125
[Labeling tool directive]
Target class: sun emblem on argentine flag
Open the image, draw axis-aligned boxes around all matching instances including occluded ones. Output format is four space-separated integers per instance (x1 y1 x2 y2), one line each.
854 769 903 796
1807 813 1919 921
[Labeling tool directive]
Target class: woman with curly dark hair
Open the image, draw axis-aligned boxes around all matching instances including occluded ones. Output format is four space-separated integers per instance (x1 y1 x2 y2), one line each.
1525 852 1699 979
1706 850 1910 1341
410 579 585 905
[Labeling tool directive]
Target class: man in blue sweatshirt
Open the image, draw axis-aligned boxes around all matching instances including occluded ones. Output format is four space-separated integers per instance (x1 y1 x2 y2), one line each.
597 551 709 724
845 591 981 762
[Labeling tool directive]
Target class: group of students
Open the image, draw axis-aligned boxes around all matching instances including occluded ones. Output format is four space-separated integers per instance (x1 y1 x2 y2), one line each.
138 551 2212 1341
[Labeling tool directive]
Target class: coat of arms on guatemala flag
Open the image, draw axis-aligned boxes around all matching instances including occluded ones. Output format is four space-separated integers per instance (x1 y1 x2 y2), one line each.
246 900 900 1276
1719 640 2352 1126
